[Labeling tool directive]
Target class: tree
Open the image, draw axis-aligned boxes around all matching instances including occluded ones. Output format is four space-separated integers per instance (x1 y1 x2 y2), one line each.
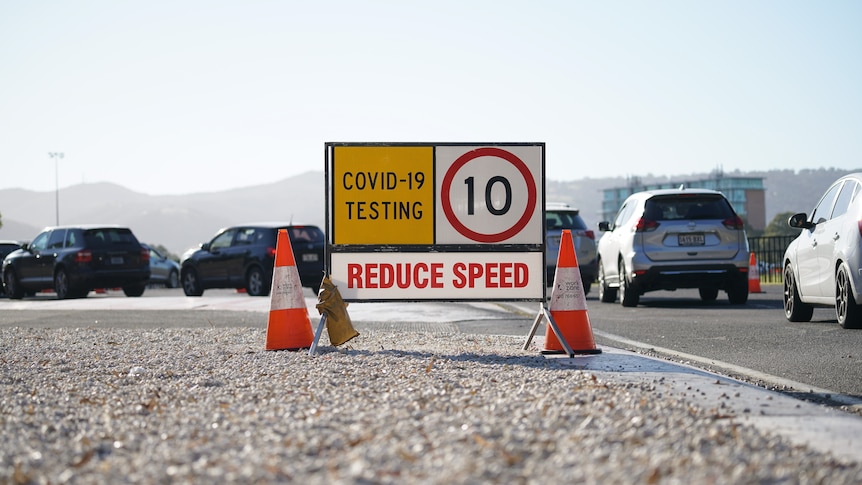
763 211 802 237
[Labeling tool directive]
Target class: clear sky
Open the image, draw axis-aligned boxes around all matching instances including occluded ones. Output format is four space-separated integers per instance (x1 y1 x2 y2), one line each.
2 1 861 195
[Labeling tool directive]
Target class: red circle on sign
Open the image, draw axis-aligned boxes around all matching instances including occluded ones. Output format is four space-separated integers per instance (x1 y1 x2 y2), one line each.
441 147 537 243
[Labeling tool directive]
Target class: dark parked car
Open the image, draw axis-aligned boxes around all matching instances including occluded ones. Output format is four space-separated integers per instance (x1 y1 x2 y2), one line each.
143 244 180 288
546 203 597 293
1 225 150 299
180 223 325 297
0 240 23 296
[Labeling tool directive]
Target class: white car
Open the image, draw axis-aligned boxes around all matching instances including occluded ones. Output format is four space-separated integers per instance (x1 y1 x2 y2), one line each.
597 187 750 306
783 173 862 328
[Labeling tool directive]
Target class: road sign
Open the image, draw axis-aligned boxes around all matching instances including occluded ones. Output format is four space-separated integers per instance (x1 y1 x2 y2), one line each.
435 145 542 245
326 142 545 301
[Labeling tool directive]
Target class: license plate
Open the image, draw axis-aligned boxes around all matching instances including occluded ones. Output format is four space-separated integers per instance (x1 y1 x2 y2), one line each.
678 233 705 246
301 253 318 262
111 256 124 265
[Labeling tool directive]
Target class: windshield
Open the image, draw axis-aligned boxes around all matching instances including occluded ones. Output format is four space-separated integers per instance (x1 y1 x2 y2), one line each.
644 195 735 221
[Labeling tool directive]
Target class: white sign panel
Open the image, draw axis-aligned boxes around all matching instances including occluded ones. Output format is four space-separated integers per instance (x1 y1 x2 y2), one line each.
435 145 543 245
330 251 544 301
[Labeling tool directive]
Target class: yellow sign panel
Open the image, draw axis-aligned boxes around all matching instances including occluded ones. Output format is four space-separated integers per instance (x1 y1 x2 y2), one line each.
332 146 434 244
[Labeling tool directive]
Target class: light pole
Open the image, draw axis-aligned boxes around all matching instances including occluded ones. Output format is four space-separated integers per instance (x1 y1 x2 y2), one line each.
48 152 63 225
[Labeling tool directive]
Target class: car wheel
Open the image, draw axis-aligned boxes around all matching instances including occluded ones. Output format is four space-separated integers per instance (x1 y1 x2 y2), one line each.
182 268 203 297
835 265 862 329
784 264 813 322
726 275 749 305
54 269 84 300
123 283 146 297
598 262 617 303
698 287 719 303
246 266 271 297
4 268 24 299
619 260 639 307
166 269 179 289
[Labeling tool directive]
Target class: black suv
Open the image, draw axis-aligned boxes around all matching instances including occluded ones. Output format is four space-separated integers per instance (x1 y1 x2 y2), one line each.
180 223 325 297
0 240 22 297
2 225 150 299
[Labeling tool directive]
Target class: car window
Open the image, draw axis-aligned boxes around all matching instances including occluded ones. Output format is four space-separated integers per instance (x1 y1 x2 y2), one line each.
47 229 66 249
83 228 138 248
811 182 843 224
65 230 79 247
645 196 733 221
233 228 260 245
210 229 237 251
831 181 858 220
29 232 50 252
613 201 635 229
546 211 587 230
288 226 324 243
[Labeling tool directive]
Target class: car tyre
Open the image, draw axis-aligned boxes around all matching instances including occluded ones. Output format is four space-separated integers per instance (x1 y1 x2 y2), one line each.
784 264 813 322
166 269 179 289
245 266 271 297
123 283 146 297
619 261 639 307
182 267 204 297
598 262 617 303
4 268 24 299
836 265 862 329
698 287 719 303
54 268 85 300
726 275 749 305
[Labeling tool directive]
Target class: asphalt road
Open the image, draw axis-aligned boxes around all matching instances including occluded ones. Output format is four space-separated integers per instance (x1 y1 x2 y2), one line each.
580 285 862 406
2 284 861 407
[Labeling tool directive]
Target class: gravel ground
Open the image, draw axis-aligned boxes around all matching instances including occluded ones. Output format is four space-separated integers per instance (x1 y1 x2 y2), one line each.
2 326 862 484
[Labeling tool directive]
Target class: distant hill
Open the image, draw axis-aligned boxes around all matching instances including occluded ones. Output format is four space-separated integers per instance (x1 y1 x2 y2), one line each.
0 171 326 256
0 168 857 256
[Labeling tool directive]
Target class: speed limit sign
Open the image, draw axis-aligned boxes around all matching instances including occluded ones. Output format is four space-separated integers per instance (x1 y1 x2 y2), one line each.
435 145 543 245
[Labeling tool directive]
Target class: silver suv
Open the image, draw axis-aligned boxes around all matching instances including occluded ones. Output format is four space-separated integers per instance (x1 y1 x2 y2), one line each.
546 203 597 293
596 188 749 306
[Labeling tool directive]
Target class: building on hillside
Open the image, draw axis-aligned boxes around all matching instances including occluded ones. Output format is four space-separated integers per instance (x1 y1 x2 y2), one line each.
601 171 766 231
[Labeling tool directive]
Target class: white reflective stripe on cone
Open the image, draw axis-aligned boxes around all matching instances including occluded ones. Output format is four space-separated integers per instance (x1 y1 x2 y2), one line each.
549 267 587 311
270 266 305 311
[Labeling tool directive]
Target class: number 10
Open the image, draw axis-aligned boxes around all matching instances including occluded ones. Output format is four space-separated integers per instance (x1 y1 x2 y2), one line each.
464 176 512 216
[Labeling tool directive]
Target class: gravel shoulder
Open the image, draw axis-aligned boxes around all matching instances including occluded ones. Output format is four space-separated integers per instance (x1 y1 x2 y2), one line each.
2 324 862 484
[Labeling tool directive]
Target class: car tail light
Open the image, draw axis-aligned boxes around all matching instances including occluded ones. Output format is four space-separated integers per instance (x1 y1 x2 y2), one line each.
633 218 659 232
267 246 277 258
857 218 862 237
722 215 745 230
584 230 595 240
75 250 92 263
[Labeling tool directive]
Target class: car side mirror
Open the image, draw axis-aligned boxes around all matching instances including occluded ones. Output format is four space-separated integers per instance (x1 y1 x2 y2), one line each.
201 242 211 251
788 213 814 229
598 221 611 232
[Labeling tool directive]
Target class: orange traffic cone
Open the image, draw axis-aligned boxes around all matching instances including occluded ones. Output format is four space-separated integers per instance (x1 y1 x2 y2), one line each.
543 229 601 354
265 229 315 351
748 252 762 294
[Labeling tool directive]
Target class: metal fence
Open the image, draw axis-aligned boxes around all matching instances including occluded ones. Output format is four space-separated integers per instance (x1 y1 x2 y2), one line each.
747 235 797 284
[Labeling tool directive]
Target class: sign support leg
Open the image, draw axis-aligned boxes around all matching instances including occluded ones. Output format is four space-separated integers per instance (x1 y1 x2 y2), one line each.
524 302 574 358
308 314 327 356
